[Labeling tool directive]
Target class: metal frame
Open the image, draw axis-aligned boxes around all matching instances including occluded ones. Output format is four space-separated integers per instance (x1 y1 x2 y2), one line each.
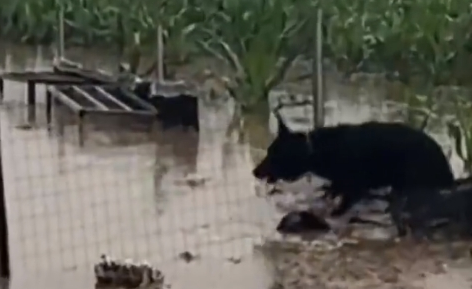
47 84 158 147
0 71 110 124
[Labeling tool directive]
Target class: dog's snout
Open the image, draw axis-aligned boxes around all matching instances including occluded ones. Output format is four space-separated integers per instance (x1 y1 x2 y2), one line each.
252 165 268 180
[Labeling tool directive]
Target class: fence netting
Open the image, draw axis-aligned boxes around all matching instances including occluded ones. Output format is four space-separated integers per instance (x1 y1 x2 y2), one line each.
1 56 471 289
0 81 278 289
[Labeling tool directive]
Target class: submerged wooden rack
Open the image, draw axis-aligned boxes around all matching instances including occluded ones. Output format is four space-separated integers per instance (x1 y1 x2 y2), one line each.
48 84 158 146
0 68 114 124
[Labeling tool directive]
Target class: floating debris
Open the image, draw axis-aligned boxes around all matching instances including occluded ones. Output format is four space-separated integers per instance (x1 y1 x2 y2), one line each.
94 254 164 289
15 124 34 130
226 257 242 264
174 174 209 188
178 251 198 263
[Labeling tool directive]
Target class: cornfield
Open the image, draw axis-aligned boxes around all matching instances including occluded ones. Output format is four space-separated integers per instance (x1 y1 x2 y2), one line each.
2 0 472 86
4 0 472 170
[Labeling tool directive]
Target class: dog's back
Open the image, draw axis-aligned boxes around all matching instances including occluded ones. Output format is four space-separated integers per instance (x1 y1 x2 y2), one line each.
312 122 454 190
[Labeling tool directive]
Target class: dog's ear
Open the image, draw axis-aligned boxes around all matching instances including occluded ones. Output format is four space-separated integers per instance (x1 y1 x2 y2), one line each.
277 116 290 136
273 104 289 136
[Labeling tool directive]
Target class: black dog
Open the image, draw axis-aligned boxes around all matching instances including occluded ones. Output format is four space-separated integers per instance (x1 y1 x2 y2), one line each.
253 115 454 221
276 211 331 234
396 177 472 240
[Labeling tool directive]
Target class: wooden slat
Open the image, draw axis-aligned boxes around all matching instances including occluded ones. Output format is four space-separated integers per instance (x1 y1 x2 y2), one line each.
72 86 109 110
96 87 132 111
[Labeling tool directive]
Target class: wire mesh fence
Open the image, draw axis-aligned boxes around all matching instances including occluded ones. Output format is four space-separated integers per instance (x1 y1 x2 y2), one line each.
0 97 279 289
2 45 472 289
2 87 471 289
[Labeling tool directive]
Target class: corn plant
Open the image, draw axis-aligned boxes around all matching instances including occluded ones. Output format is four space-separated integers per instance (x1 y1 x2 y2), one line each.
189 0 311 141
162 0 208 65
3 0 472 84
2 0 59 43
403 93 434 131
446 93 472 173
196 0 310 109
4 0 472 116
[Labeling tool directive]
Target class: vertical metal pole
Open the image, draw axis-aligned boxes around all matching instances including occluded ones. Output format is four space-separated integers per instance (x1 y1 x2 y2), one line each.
77 111 85 147
46 88 52 132
27 81 36 124
56 101 66 174
57 3 65 59
312 8 324 129
152 118 159 195
1 53 11 103
156 25 164 82
0 120 11 279
117 14 125 63
0 78 3 102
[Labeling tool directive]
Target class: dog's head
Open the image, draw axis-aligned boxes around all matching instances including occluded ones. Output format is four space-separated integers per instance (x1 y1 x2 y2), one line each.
253 113 312 183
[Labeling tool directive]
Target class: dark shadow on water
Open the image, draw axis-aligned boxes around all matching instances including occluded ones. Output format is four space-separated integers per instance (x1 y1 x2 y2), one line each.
154 129 199 176
152 128 199 216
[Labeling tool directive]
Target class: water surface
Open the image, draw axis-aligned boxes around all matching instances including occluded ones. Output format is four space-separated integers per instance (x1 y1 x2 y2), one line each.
0 44 469 289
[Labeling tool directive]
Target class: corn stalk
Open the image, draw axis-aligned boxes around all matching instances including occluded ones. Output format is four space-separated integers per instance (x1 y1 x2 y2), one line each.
447 93 472 173
195 0 310 141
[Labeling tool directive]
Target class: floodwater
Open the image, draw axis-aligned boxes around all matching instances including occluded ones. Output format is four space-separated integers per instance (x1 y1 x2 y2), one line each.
0 44 471 289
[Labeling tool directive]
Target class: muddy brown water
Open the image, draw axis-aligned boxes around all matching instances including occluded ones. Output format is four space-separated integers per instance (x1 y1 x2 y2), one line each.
0 44 471 289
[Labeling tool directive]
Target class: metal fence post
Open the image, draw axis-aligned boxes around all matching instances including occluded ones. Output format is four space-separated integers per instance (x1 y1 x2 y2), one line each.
0 124 10 279
312 8 325 129
57 4 65 59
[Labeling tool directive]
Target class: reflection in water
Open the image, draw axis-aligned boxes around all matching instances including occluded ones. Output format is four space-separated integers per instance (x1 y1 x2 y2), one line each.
152 129 199 216
0 43 468 289
155 129 199 176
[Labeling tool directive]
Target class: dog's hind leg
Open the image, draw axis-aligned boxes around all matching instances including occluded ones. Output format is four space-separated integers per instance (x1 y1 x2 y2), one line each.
388 196 408 237
330 191 363 217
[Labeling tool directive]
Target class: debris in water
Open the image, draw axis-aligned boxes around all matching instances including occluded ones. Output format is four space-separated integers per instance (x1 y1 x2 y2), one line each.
174 174 208 188
227 257 242 264
94 254 165 289
15 124 33 130
178 251 198 263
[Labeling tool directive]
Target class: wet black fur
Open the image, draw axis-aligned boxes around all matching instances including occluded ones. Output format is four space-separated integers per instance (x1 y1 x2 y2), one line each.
253 118 454 224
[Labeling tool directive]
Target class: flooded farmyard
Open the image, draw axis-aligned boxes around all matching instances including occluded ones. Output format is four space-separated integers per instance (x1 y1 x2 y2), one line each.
1 43 472 289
